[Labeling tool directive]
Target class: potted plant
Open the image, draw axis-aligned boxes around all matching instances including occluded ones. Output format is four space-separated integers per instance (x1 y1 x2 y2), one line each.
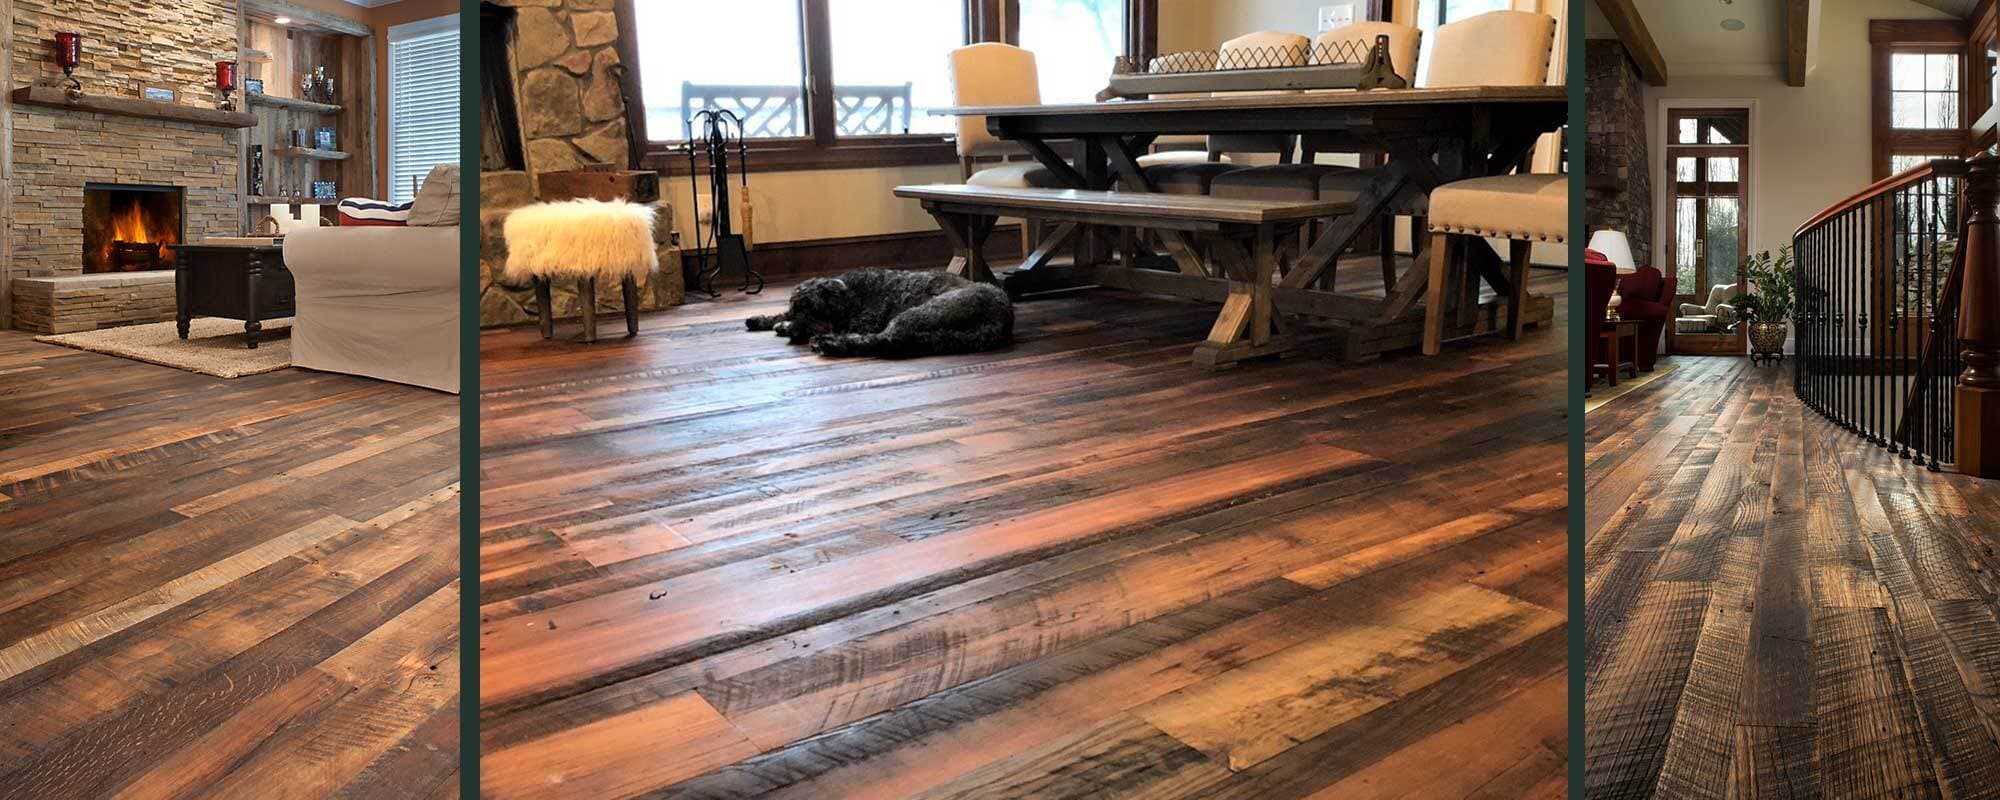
1731 247 1795 365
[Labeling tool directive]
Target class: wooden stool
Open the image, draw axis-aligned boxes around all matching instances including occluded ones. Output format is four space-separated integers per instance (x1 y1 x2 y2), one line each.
502 199 659 344
1422 174 1567 355
530 274 639 343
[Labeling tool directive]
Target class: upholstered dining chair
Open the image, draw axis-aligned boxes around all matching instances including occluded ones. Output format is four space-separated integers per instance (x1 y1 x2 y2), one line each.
1421 173 1566 355
948 42 1068 254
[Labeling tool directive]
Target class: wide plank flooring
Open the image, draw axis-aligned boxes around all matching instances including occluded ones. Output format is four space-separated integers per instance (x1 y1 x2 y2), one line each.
0 332 460 799
1584 356 2000 799
479 263 1570 799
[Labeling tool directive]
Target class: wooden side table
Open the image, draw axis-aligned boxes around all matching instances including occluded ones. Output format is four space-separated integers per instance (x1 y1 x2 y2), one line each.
171 243 296 349
1595 319 1640 387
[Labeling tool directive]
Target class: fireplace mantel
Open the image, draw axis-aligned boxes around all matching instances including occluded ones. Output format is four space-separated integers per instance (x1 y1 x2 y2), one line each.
11 86 258 129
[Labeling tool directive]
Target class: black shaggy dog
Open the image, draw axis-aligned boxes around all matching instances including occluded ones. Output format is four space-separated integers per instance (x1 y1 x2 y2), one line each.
745 268 1013 358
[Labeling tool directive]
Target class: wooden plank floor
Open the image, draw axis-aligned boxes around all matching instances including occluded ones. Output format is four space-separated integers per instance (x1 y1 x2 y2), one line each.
479 263 1571 799
1584 356 2000 799
0 332 461 799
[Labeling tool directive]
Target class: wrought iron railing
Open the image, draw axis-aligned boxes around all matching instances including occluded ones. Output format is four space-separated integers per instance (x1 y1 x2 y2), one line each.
1793 158 1966 469
678 81 914 138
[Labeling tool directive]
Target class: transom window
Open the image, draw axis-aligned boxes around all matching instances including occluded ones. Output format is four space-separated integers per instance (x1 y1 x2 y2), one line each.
1891 51 1961 129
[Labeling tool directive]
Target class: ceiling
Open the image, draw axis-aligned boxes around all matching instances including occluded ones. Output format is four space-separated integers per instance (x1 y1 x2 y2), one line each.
1911 0 1980 15
1591 0 1789 78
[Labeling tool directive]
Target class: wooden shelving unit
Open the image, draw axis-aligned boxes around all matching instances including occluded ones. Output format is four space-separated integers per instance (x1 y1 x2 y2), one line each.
247 93 341 115
271 146 351 161
238 0 376 227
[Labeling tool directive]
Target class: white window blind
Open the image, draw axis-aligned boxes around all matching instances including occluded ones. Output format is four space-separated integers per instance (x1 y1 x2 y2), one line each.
388 17 460 204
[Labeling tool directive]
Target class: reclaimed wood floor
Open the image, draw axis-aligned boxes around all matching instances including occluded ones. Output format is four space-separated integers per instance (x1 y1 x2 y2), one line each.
0 332 461 799
480 264 1570 799
1584 356 2000 799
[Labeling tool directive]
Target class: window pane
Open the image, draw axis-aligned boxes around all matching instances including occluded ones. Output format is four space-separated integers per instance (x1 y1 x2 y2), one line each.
1676 197 1699 289
1678 118 1698 143
1019 0 1125 104
1931 90 1959 128
389 20 459 205
828 0 962 135
1893 91 1926 127
1894 52 1927 90
1707 157 1738 182
1707 197 1741 289
631 0 808 140
1928 53 1958 91
1892 153 1946 173
1706 125 1734 144
1676 157 1697 182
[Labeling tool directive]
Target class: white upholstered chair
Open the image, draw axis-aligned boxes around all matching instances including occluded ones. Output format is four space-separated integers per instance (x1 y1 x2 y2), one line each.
948 42 1068 254
1422 174 1566 355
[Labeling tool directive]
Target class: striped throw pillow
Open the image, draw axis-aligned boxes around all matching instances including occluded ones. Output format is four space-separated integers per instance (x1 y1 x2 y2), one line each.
338 198 413 227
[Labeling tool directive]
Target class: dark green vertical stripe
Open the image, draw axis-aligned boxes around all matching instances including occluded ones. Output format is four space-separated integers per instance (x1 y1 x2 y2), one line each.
460 0 480 797
1567 1 1587 797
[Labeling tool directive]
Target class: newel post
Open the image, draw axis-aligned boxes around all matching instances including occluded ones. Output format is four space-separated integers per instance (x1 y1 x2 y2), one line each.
1959 155 2000 477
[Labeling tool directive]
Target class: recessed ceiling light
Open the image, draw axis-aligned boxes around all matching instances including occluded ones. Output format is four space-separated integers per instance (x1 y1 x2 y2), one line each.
274 16 291 24
1721 18 1745 31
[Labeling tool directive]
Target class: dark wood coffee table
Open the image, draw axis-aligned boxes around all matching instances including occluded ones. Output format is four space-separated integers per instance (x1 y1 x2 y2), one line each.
171 242 295 349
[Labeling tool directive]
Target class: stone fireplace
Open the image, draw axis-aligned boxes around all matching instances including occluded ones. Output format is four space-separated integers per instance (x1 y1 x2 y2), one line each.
83 183 186 274
4 0 244 334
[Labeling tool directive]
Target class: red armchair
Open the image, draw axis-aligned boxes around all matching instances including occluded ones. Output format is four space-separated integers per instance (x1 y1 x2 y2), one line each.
1616 266 1675 371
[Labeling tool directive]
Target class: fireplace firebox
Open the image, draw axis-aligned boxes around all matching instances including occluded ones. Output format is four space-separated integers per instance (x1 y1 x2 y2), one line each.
83 183 185 273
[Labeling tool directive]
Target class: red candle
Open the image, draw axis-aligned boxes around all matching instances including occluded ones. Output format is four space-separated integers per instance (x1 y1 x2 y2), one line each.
215 60 237 91
54 33 81 70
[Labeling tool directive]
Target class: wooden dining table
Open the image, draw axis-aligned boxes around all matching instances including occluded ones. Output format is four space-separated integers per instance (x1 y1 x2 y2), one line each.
931 85 1567 361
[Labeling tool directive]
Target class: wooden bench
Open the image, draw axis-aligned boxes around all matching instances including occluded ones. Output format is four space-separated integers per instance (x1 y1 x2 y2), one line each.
894 184 1353 367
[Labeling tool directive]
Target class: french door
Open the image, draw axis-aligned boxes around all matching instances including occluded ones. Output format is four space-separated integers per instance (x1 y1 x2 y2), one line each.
1665 109 1751 302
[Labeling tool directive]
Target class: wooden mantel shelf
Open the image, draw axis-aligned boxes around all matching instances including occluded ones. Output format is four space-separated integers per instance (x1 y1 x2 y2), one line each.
10 86 258 129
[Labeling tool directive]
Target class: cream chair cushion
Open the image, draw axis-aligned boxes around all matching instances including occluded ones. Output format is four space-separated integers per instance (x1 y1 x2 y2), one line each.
1216 31 1311 71
1314 21 1420 82
1425 10 1556 88
1137 150 1218 166
948 43 1040 158
966 161 1062 189
1429 174 1567 243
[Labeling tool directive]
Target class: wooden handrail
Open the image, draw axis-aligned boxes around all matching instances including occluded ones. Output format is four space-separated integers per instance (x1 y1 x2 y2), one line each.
1795 157 1969 239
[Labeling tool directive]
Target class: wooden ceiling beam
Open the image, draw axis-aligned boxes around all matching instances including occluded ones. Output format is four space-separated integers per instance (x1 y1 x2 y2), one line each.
1595 0 1668 86
1787 0 1813 87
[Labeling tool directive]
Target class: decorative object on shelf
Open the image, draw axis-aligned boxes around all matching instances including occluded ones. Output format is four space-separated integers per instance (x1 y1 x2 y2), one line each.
311 181 337 201
250 145 265 195
1730 247 1796 366
142 85 177 103
1588 229 1638 320
290 129 309 147
244 78 264 95
314 127 336 151
54 32 84 100
215 60 237 110
301 66 334 104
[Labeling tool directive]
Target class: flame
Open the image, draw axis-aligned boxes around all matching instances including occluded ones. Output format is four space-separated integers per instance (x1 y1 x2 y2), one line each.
97 195 179 270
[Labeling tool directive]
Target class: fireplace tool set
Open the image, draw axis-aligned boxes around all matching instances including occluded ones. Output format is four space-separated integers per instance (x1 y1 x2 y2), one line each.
684 108 762 298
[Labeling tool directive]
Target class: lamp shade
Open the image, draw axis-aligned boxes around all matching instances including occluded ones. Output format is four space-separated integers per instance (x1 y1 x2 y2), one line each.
1587 229 1638 274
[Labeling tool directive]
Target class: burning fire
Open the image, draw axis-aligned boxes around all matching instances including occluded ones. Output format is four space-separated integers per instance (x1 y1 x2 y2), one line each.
96 196 179 271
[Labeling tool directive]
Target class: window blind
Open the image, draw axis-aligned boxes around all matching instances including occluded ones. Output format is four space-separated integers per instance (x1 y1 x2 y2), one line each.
388 19 460 204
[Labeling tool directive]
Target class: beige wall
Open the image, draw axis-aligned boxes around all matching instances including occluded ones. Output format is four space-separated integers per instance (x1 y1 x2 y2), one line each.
1638 0 1952 267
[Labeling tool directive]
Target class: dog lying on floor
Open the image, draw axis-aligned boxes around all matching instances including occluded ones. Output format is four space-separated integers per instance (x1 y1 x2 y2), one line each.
746 268 1013 357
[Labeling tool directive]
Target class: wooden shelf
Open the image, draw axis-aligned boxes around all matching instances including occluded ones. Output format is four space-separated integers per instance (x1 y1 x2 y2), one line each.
10 86 257 129
271 146 350 161
246 195 332 206
240 48 273 64
247 93 341 114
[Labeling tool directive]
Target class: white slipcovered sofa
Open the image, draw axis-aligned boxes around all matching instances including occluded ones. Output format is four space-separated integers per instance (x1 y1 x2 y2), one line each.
283 225 459 393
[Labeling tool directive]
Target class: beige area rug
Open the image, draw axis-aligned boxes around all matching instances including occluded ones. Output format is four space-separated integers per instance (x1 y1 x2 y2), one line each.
1586 362 1679 413
36 318 295 379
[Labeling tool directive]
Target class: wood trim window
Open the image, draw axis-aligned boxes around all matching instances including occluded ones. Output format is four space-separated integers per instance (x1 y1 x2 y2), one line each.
1968 0 1999 153
1871 19 1973 179
614 0 1157 175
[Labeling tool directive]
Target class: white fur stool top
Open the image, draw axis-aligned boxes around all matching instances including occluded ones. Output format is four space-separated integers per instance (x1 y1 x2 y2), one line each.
503 199 659 282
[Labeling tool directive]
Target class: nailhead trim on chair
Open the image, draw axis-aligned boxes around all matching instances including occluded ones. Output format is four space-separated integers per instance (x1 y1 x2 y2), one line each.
1430 223 1565 243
